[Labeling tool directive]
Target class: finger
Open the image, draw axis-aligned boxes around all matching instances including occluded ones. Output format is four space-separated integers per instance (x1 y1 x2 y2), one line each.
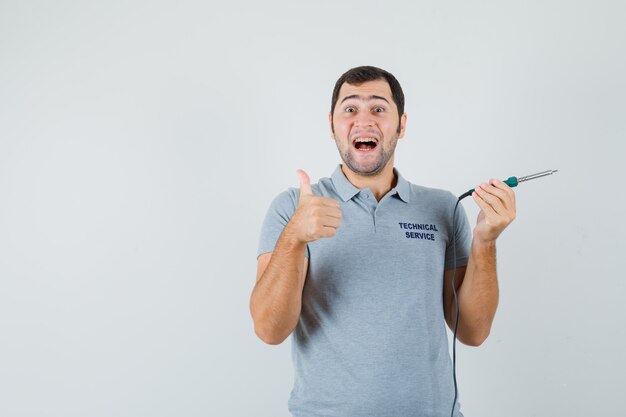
319 196 341 208
489 178 515 194
489 178 516 222
474 184 506 215
311 205 341 221
477 182 509 211
296 169 313 196
488 178 516 205
325 208 341 219
472 190 497 217
321 206 342 220
319 226 338 238
322 215 341 228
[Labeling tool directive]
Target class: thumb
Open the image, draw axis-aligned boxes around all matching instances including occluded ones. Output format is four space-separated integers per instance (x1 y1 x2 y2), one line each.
296 169 313 197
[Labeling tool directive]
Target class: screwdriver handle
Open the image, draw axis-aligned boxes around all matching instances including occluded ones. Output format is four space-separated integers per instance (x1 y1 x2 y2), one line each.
503 176 518 188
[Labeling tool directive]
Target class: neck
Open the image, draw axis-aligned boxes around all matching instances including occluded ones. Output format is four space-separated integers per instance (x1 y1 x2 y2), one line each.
341 158 397 202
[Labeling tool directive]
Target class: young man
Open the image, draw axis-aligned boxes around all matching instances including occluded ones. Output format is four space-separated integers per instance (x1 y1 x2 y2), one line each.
250 66 516 416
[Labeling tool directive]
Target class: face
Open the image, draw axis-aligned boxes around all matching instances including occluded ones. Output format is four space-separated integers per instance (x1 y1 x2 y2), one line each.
329 79 407 176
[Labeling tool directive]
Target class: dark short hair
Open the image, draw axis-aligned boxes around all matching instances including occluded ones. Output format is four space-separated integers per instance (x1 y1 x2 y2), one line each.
330 66 405 119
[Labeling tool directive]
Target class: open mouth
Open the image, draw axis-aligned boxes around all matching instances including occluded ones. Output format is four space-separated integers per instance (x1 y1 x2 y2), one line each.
352 137 379 152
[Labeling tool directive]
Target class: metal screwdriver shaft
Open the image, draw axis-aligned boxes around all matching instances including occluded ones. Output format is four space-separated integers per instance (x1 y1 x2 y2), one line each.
517 169 559 183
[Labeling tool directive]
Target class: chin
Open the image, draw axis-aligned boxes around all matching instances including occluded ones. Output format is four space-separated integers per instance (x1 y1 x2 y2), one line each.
346 160 385 176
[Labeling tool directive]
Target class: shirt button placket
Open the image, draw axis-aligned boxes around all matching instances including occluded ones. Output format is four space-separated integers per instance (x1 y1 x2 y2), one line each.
363 191 378 232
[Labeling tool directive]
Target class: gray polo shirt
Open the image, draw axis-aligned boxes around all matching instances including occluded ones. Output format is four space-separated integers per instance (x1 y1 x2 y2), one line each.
257 164 472 417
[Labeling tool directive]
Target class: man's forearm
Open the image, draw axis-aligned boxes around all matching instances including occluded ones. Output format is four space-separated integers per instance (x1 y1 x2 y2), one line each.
456 239 499 346
250 224 307 345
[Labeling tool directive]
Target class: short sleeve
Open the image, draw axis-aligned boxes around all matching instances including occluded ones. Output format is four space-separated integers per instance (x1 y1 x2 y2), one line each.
445 197 472 270
257 187 310 259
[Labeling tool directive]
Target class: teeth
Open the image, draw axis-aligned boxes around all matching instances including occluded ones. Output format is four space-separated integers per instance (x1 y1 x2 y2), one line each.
354 137 377 143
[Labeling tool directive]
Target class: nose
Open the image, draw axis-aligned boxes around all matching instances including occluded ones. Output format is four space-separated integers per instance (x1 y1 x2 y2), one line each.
354 112 375 128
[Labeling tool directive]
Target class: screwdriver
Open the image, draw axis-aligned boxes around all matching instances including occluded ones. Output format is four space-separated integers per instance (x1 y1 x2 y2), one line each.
458 169 559 200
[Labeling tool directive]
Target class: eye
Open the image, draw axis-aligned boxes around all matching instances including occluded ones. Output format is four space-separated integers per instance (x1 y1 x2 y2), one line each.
373 107 385 113
345 106 356 113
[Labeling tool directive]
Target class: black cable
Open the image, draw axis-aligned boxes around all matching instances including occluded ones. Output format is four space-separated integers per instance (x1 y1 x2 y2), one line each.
450 194 469 417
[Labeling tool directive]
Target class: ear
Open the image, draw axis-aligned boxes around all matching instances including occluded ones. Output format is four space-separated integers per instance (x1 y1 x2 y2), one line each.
398 113 407 139
328 112 334 139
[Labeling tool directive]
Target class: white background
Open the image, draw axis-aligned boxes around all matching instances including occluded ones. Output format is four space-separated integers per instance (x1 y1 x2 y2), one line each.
1 1 624 416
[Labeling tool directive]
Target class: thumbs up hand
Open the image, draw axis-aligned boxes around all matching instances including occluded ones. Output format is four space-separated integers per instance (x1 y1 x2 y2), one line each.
287 169 342 243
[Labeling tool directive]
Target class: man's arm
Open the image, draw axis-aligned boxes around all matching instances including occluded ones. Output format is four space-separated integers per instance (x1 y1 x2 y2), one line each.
250 230 309 345
250 170 341 345
443 243 498 346
442 178 516 347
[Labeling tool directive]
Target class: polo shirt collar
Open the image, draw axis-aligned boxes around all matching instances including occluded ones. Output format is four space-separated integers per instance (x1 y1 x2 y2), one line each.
393 167 411 203
331 164 410 203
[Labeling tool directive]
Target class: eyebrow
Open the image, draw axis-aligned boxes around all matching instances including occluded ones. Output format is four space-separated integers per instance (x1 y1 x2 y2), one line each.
340 94 390 105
